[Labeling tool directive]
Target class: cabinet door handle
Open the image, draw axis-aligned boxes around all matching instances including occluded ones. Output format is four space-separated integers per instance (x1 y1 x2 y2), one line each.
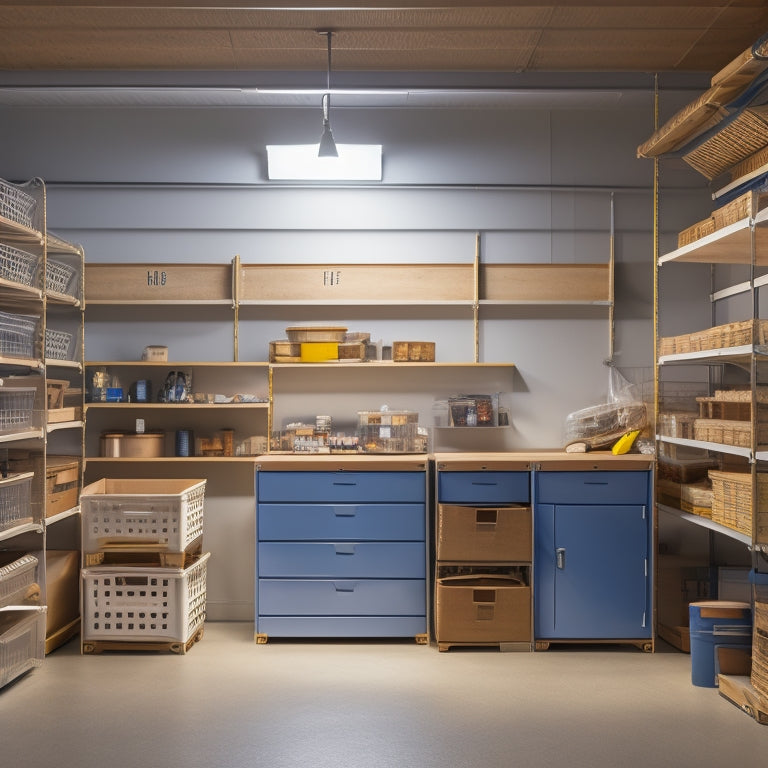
556 547 566 570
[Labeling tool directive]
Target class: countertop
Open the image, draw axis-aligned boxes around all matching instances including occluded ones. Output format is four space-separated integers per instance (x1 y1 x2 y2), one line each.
255 451 654 471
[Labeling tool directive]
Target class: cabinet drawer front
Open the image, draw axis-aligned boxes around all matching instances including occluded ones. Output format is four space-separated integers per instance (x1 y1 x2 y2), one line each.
258 542 426 578
438 471 530 504
258 503 425 541
256 616 427 638
535 471 649 505
257 471 425 503
259 579 426 616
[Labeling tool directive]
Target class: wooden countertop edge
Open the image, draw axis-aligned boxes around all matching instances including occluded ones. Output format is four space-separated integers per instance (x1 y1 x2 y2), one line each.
254 451 653 471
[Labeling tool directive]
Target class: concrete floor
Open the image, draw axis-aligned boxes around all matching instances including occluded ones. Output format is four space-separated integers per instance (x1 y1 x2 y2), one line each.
2 623 766 767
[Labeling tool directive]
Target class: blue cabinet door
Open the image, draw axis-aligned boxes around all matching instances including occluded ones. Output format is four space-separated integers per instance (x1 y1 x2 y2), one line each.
535 503 650 639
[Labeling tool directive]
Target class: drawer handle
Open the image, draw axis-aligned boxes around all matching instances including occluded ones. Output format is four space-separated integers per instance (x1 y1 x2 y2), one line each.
333 582 356 593
583 481 609 486
334 506 357 517
334 544 356 555
471 481 498 487
333 481 358 487
556 547 566 570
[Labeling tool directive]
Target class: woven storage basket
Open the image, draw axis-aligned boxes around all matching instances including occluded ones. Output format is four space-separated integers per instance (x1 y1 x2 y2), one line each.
712 190 768 230
730 144 768 182
678 217 716 247
708 470 768 536
683 109 768 180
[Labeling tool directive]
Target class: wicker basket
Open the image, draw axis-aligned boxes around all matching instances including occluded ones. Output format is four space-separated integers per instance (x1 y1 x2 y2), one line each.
683 109 768 180
44 329 73 361
680 481 713 518
708 470 768 536
730 144 768 182
45 259 78 297
712 190 768 230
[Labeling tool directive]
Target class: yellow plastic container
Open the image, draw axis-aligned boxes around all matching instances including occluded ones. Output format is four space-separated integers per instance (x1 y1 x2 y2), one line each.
300 342 339 362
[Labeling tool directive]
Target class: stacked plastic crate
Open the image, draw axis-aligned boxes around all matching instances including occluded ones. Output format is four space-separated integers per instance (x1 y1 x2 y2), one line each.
79 478 210 654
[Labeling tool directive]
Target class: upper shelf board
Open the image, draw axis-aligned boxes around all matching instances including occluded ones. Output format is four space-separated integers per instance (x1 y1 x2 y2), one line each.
659 208 768 266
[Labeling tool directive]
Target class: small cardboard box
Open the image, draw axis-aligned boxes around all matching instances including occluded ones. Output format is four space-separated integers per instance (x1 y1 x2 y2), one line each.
437 504 531 562
435 574 531 644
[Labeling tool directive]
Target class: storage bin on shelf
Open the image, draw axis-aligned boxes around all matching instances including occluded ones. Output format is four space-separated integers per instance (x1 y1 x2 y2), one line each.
0 387 36 434
0 472 34 532
81 551 210 648
0 553 39 608
0 311 38 359
0 243 39 288
0 610 45 689
0 178 37 229
80 478 206 560
44 328 74 361
357 409 426 453
708 470 768 536
752 572 768 700
44 258 78 298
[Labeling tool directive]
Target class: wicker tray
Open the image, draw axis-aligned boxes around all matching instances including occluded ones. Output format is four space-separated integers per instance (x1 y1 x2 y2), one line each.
712 190 768 230
693 418 768 448
660 319 768 356
678 217 715 248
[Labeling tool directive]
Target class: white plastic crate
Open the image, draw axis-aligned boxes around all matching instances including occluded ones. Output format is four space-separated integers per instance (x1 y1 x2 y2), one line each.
0 388 36 434
0 311 38 359
80 478 206 553
0 472 34 532
82 551 210 643
0 554 39 609
0 610 45 689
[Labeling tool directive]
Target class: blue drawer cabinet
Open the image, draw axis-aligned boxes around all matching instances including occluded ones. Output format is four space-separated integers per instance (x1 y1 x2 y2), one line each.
255 469 428 641
533 470 653 648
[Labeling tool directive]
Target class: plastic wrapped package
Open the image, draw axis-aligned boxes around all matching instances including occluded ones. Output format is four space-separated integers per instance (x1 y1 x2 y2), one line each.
564 401 648 449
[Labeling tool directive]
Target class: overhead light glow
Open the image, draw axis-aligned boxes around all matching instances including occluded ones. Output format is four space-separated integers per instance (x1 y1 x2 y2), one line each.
266 144 383 181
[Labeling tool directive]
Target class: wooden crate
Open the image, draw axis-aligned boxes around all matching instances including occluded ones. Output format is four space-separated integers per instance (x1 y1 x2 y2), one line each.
393 341 435 362
697 396 751 421
44 456 81 518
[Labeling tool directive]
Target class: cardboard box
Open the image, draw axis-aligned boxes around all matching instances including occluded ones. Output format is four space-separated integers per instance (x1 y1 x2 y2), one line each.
435 574 531 644
45 550 79 637
437 504 531 562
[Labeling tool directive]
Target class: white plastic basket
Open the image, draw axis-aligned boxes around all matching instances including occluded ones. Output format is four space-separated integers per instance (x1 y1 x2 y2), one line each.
0 554 39 609
0 610 45 689
0 388 36 434
45 258 78 297
81 551 210 643
45 328 74 361
0 243 39 288
0 472 34 532
0 179 37 229
0 310 38 359
80 478 206 553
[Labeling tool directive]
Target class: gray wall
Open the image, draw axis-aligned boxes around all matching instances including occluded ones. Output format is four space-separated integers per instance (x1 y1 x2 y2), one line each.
0 73 714 619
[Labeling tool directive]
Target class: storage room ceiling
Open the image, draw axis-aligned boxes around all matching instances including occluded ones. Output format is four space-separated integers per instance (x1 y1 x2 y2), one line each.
1 1 766 74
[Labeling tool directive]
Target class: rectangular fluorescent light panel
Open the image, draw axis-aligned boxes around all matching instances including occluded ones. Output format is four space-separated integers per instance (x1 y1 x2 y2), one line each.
267 144 382 181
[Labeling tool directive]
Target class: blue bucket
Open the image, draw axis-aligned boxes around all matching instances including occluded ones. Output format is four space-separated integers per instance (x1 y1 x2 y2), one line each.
689 600 752 688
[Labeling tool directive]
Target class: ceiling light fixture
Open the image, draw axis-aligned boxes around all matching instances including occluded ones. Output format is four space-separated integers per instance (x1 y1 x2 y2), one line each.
265 29 383 181
318 31 338 157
